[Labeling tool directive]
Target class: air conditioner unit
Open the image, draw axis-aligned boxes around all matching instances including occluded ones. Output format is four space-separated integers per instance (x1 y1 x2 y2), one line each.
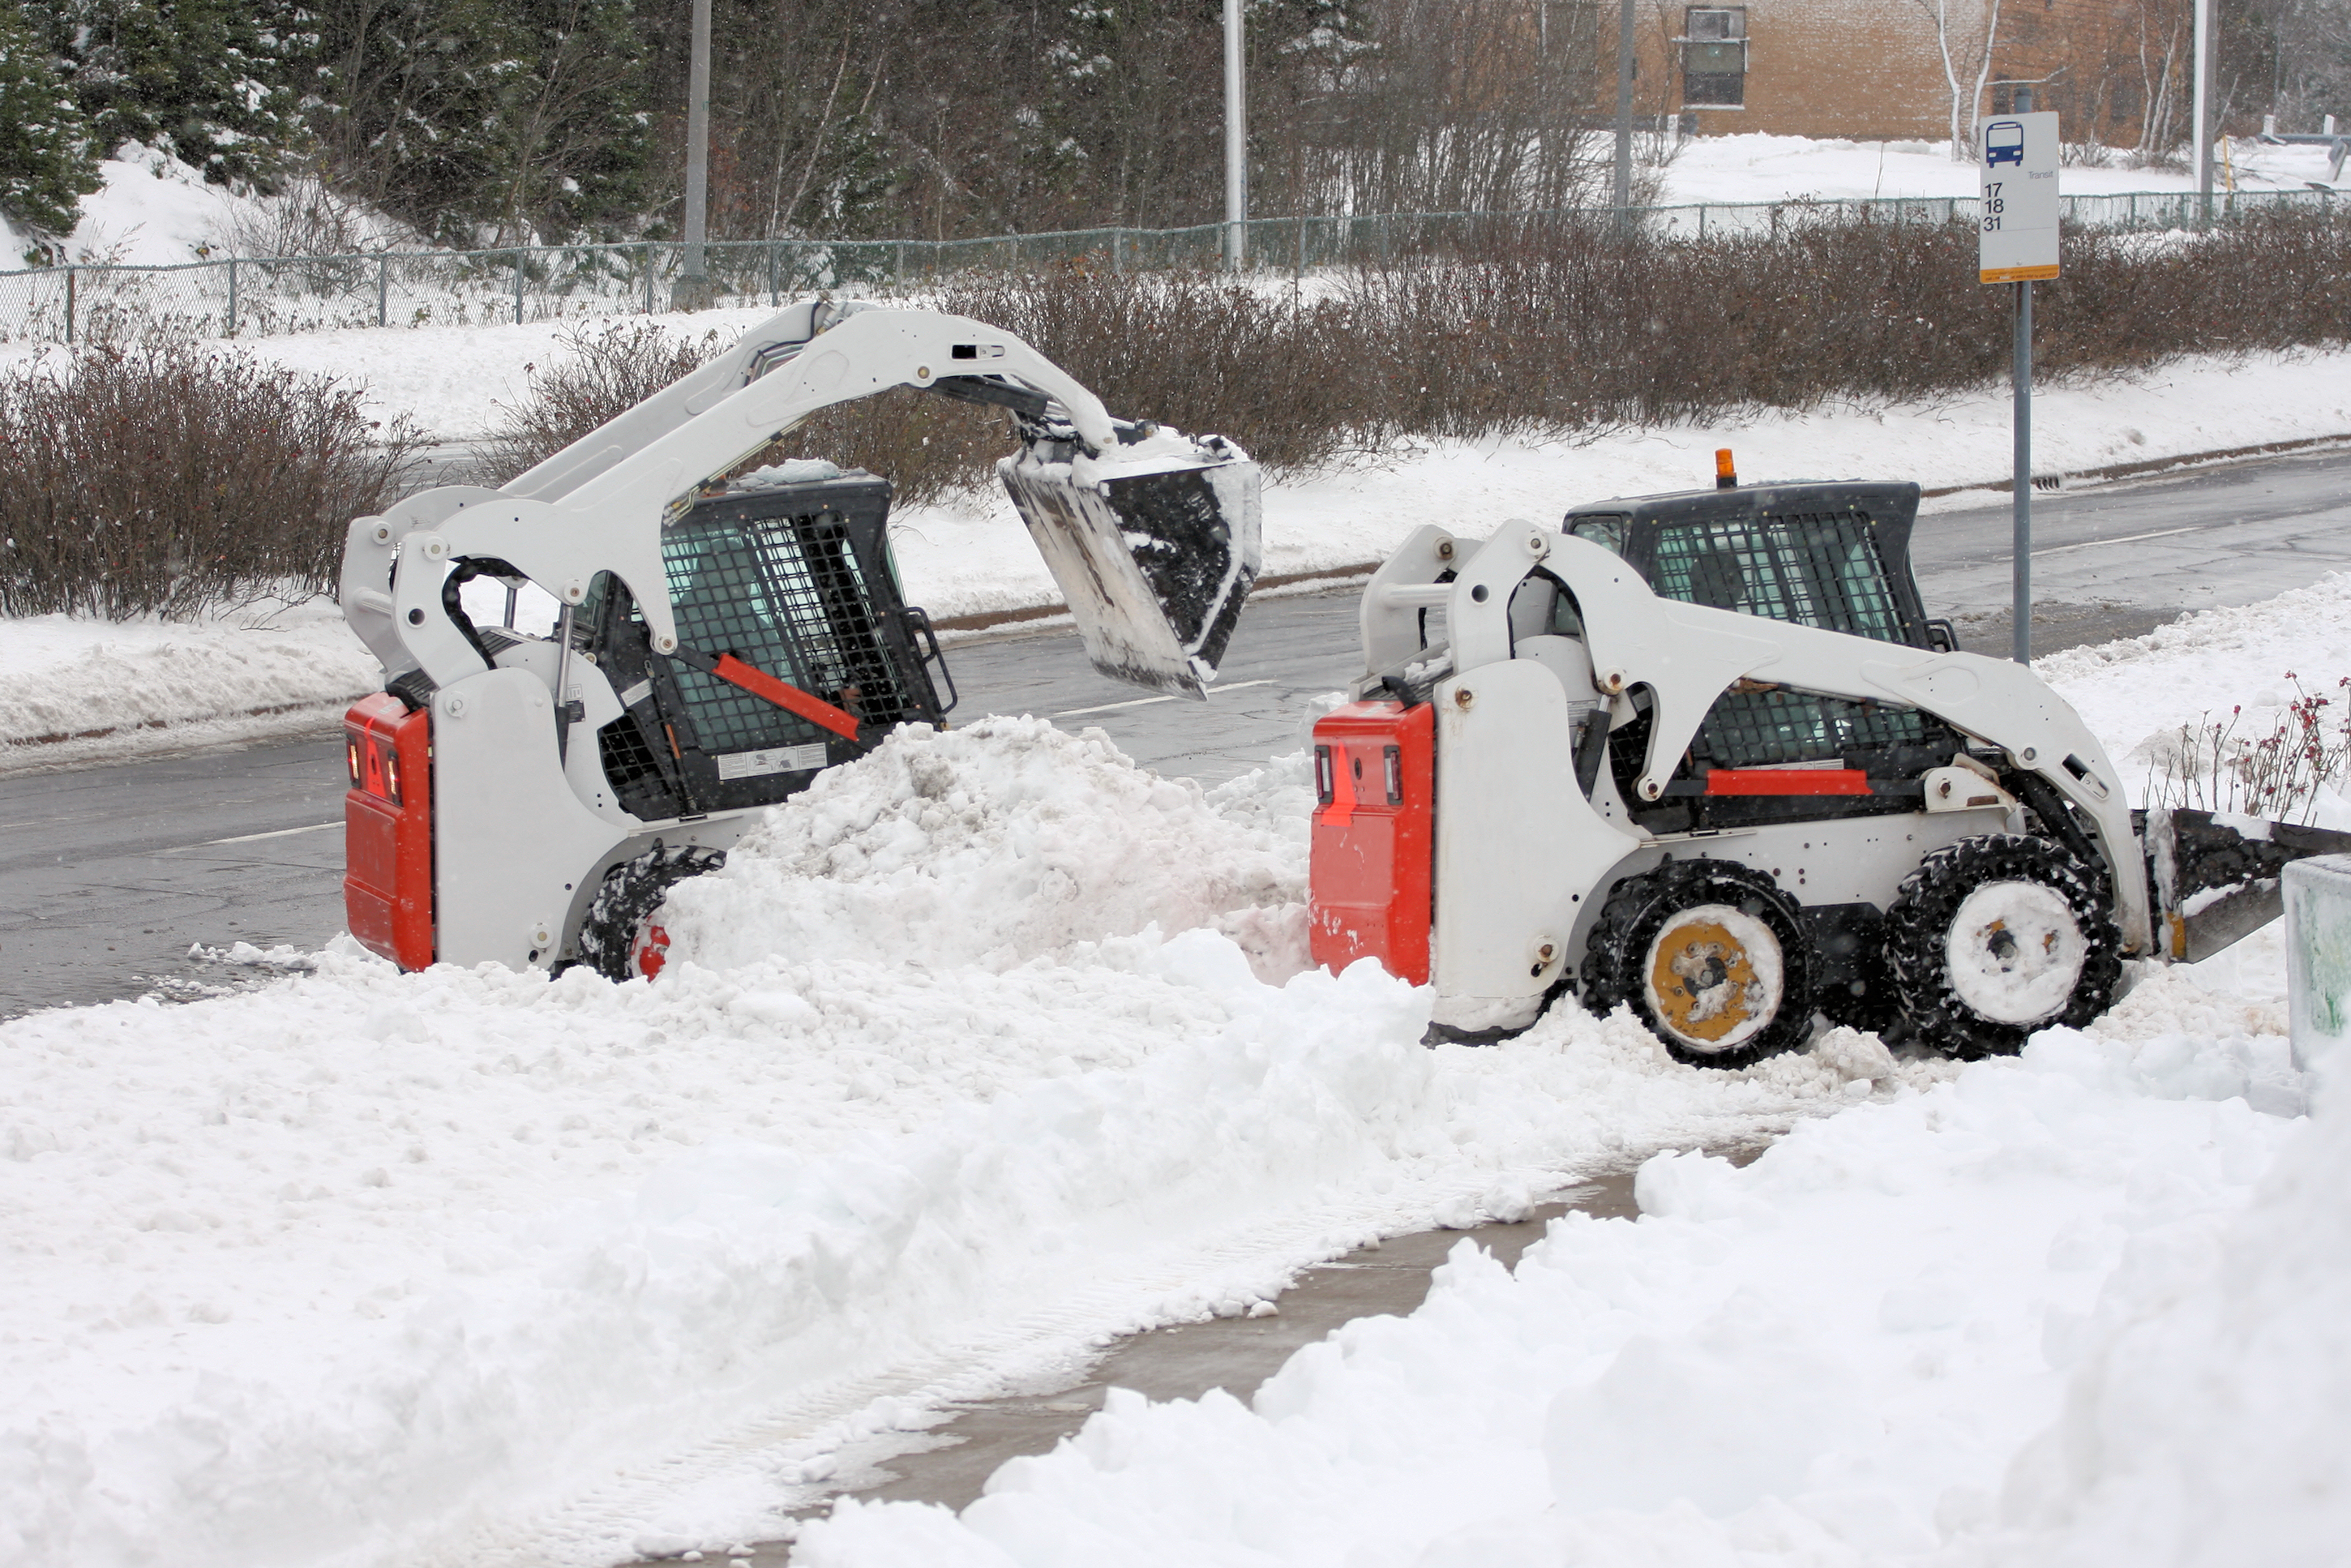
1686 8 1747 41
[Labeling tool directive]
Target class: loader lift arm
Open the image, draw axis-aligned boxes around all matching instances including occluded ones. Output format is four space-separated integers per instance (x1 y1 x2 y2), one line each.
341 300 1259 705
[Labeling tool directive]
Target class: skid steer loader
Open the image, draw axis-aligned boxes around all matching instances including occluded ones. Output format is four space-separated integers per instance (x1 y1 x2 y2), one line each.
1309 464 2351 1062
339 300 1260 979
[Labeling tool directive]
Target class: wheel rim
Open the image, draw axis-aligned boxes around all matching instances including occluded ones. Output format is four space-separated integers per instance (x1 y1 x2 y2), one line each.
1943 880 2085 1025
1642 903 1785 1053
632 919 672 980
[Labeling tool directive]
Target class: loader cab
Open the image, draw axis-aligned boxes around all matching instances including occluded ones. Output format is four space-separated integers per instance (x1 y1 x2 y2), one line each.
582 469 957 823
1561 481 1964 831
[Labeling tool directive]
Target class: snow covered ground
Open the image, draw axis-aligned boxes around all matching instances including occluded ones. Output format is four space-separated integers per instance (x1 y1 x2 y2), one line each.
795 961 2336 1568
1 143 412 269
5 562 2350 1566
1654 130 2348 206
7 339 2350 769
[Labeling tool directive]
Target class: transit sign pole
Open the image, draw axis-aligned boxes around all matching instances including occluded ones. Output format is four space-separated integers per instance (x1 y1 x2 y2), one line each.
1979 105 2060 664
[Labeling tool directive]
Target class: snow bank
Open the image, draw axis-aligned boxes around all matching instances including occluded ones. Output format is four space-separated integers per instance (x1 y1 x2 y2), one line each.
1997 1060 2351 1568
0 722 1946 1568
793 954 2323 1568
2039 573 2351 808
1655 131 2348 207
0 595 379 773
662 718 1311 979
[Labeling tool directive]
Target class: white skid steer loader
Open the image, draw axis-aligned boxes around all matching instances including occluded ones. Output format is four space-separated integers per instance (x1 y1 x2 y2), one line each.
340 300 1260 979
1309 466 2351 1062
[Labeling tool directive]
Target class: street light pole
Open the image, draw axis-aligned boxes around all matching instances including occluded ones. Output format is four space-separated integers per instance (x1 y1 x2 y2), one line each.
674 0 713 309
2193 0 2213 223
1612 0 1636 217
1224 0 1247 270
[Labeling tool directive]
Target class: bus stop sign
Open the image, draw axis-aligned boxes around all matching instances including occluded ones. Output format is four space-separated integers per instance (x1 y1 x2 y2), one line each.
1980 111 2061 282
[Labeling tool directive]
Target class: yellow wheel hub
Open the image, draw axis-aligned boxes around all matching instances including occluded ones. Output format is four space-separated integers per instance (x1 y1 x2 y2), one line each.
1642 902 1784 1052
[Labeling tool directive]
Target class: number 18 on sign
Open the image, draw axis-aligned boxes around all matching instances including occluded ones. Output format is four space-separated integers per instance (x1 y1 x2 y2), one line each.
1983 109 2059 664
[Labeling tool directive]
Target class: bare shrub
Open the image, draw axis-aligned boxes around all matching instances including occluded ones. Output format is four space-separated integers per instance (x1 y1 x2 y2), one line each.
474 209 2351 506
0 335 428 619
938 268 1374 473
476 321 726 483
2143 675 2351 824
477 320 1008 506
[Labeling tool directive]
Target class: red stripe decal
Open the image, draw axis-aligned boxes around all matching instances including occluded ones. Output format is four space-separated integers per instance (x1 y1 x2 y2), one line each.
1704 768 1872 796
711 654 862 740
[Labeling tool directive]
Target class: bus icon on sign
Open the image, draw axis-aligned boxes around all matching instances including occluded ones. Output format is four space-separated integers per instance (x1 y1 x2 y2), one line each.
1985 120 2025 166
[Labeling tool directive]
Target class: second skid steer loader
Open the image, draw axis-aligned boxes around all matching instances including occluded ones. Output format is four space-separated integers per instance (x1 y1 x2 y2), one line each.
1310 465 2350 1061
339 300 1260 979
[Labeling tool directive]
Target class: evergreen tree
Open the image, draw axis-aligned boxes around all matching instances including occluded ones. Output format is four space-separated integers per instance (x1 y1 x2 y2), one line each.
44 0 312 187
0 2 102 246
313 0 650 245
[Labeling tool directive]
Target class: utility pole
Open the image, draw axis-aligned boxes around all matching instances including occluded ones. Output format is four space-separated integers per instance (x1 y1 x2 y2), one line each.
1612 0 1637 217
1224 0 1248 270
2193 0 2213 223
673 0 713 309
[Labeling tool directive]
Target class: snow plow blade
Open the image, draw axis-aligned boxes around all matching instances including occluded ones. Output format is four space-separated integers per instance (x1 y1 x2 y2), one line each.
998 431 1261 699
2146 808 2351 962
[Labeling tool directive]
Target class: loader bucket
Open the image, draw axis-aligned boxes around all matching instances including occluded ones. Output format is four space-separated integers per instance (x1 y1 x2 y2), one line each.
2146 808 2351 962
999 432 1261 698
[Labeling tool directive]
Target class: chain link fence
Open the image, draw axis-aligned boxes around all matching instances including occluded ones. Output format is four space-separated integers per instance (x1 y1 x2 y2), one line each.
1 189 2332 346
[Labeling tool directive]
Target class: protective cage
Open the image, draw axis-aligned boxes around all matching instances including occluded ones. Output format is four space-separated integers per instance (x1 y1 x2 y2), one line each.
588 472 953 820
1566 482 1964 831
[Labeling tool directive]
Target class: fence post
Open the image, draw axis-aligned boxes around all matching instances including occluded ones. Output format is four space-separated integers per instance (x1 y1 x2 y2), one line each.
377 254 389 327
512 251 525 324
225 257 238 336
64 265 75 345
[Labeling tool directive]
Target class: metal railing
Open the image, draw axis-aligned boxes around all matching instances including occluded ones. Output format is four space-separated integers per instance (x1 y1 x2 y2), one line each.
0 187 2328 346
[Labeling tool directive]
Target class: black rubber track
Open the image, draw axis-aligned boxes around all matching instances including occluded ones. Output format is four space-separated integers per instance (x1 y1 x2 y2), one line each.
1580 859 1818 1070
1882 833 2122 1059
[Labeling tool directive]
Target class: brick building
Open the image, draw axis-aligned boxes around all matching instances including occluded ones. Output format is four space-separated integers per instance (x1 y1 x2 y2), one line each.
1639 0 2177 148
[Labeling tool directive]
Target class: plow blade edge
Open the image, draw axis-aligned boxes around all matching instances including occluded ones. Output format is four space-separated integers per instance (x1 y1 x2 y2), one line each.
2146 807 2351 962
999 435 1261 698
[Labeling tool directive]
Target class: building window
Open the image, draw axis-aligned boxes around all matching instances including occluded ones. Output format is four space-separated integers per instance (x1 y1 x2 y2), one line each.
1681 6 1747 107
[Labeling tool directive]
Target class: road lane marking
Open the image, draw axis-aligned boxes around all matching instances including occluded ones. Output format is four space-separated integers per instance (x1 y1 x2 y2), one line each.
190 822 340 847
2032 525 2203 556
1053 679 1274 718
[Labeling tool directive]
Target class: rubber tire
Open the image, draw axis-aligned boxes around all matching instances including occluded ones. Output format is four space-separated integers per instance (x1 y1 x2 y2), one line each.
576 845 726 982
1580 859 1818 1069
1882 833 2122 1059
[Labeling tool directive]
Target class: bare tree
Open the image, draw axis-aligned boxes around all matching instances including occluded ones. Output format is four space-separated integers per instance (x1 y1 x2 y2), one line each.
1914 0 2006 161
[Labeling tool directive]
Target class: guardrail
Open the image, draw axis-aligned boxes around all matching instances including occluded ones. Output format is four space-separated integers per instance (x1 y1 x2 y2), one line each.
1 188 2329 346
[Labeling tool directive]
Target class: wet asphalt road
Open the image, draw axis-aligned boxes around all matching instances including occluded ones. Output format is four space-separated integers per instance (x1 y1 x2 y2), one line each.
5 443 2349 1018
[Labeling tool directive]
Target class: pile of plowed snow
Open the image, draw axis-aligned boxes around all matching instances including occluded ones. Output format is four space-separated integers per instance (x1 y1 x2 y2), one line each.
665 717 1313 978
794 948 2334 1568
0 720 1937 1568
